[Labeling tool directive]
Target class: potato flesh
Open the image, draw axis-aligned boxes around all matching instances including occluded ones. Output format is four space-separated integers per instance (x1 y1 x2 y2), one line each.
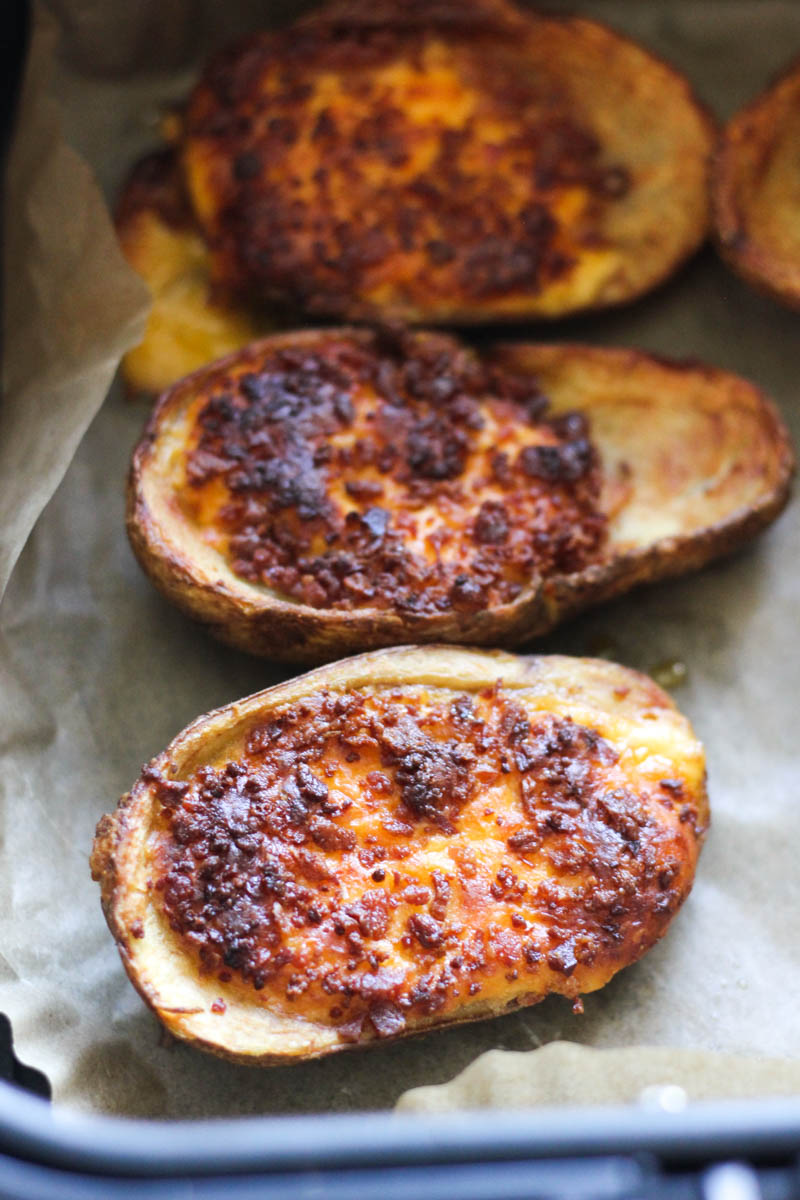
147 678 704 1041
495 345 794 553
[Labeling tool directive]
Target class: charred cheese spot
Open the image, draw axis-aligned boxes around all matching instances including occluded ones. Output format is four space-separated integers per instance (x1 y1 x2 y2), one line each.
182 11 628 321
173 330 605 613
147 681 704 1038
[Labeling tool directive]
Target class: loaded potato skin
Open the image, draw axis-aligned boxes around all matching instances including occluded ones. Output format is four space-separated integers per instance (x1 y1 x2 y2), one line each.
91 646 707 1066
126 330 793 663
181 0 714 324
115 0 715 391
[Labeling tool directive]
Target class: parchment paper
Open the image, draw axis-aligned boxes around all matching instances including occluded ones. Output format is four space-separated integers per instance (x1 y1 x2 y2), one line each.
1 1 799 1117
0 4 149 596
397 1044 800 1111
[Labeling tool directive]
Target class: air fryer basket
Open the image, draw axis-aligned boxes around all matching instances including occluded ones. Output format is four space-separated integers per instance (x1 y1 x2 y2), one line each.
1 1 800 1194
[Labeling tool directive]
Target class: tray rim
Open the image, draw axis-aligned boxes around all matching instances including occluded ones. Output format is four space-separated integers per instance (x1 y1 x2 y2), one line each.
1 1080 800 1177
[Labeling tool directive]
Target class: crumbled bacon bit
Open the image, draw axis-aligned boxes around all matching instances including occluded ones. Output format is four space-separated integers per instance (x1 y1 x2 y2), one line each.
369 1001 406 1038
407 913 445 950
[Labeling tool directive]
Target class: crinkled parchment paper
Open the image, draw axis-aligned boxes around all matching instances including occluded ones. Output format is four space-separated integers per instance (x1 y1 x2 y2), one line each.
0 5 148 595
1 1 799 1117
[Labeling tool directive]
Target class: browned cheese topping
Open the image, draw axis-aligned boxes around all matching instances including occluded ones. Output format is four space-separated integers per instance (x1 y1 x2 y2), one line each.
179 331 606 613
182 4 630 318
147 683 703 1039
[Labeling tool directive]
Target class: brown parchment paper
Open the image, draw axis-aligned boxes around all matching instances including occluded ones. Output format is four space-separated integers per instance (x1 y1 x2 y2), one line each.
1 1 799 1118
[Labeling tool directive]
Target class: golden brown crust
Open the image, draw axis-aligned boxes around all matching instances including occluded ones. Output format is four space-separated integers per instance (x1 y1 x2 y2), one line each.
179 0 714 324
712 55 800 309
126 332 794 664
90 646 708 1066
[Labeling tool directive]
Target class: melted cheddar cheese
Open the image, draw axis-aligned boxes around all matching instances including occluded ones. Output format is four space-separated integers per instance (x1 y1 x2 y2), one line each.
168 330 606 614
147 679 705 1038
115 149 274 395
182 9 626 321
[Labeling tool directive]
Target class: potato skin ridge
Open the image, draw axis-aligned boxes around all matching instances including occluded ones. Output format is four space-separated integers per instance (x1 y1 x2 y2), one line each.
712 54 800 309
91 646 708 1066
127 331 794 664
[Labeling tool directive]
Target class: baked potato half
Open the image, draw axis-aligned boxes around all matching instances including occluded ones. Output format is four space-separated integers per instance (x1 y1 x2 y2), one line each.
712 55 800 309
115 149 275 395
91 646 707 1066
135 0 715 334
127 329 793 663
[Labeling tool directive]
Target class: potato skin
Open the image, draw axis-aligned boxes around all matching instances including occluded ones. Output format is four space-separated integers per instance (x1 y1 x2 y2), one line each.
91 646 708 1066
179 0 714 325
712 55 800 309
127 332 793 664
492 343 794 629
